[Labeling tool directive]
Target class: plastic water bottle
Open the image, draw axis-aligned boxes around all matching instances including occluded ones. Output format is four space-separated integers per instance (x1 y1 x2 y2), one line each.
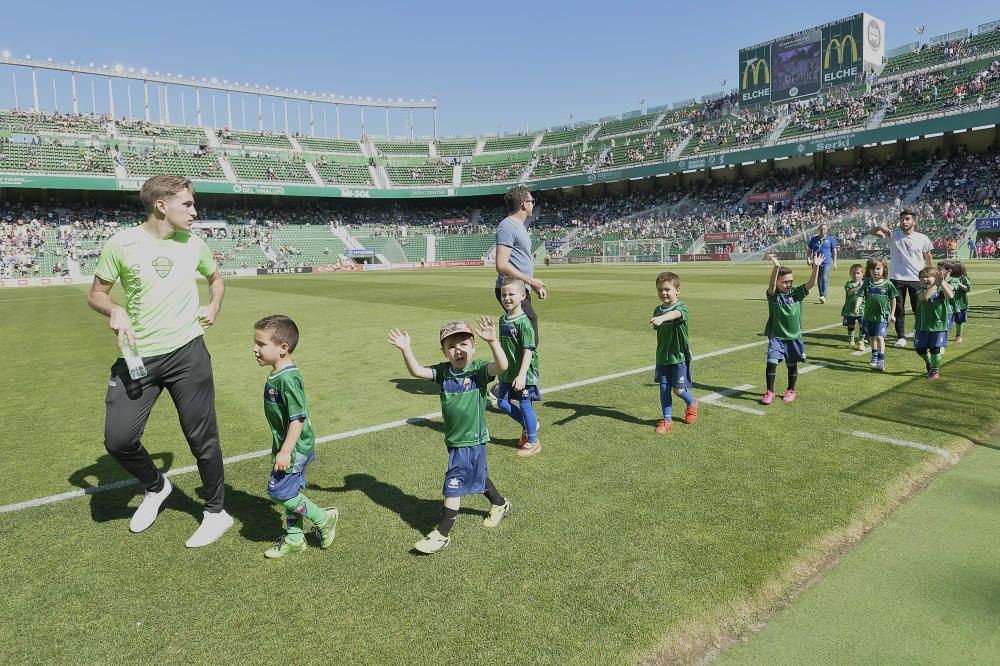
122 340 148 380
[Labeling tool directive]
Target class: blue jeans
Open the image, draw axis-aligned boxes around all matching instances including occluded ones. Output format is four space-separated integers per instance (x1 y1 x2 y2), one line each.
817 261 831 297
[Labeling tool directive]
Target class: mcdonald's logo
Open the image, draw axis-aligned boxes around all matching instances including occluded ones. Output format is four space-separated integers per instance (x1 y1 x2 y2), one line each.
824 34 858 68
742 59 770 89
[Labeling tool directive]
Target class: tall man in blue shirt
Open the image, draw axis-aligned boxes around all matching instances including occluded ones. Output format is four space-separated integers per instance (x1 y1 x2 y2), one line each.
807 223 838 303
495 186 546 341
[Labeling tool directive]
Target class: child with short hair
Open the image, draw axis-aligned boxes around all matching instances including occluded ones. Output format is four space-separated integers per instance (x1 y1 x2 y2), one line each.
253 315 338 559
761 254 823 405
387 318 512 554
496 277 542 457
915 266 954 379
650 271 697 433
939 260 972 343
841 263 866 350
854 257 898 371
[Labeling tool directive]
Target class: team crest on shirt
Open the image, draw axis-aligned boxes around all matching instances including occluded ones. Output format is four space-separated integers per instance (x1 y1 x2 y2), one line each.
463 377 473 389
152 256 174 278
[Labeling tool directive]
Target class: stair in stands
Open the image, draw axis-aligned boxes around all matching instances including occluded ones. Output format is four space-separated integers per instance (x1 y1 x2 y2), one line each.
668 133 694 161
304 161 324 186
473 138 486 156
528 133 544 152
218 154 238 182
452 163 462 187
288 135 304 152
650 112 668 130
764 114 792 146
905 159 946 204
205 128 221 148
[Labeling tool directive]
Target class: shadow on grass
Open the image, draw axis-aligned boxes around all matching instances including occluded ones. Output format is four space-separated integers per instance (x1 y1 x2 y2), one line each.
309 473 485 533
544 399 652 427
390 378 437 396
842 338 1000 450
69 455 281 541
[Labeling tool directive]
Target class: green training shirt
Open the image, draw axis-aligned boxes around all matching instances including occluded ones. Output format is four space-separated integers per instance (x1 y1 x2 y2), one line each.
859 278 899 323
431 359 492 448
499 312 539 385
94 225 217 357
653 301 690 365
764 285 808 340
953 275 971 311
915 287 950 332
841 280 864 317
263 365 315 468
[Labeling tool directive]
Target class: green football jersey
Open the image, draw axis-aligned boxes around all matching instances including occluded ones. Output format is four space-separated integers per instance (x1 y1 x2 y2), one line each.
859 278 899 323
94 225 218 357
841 280 864 317
764 285 808 340
431 359 492 448
263 365 315 470
953 275 971 311
499 312 539 385
915 287 950 332
653 301 690 365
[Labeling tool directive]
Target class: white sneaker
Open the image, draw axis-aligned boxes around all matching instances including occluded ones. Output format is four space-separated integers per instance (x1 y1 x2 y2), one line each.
129 477 173 533
819 296 826 304
893 337 907 348
185 509 234 548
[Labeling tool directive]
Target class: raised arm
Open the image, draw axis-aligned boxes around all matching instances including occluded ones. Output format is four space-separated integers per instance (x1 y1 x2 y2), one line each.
650 309 683 327
804 253 824 291
766 254 781 296
387 329 434 380
475 316 508 377
868 224 891 238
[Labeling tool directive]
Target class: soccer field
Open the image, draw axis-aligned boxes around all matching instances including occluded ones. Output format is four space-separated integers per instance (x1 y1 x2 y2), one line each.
2 263 998 663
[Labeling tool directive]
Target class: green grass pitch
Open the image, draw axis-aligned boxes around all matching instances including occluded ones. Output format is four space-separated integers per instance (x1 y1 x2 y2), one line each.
1 262 998 663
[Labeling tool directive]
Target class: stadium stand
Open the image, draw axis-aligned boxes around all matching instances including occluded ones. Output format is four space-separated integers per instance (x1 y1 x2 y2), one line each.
377 141 430 156
218 129 293 149
482 134 536 152
0 110 107 135
296 137 363 153
386 159 454 186
121 147 226 179
595 112 661 138
0 139 114 174
312 157 374 185
227 152 313 182
539 126 593 147
435 139 477 156
116 120 209 144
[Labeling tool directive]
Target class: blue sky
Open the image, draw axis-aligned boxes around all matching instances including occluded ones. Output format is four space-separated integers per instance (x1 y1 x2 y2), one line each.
0 1 996 139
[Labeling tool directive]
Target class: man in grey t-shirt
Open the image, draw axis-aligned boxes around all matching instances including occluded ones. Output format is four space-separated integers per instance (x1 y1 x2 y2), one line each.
870 209 933 347
495 185 546 341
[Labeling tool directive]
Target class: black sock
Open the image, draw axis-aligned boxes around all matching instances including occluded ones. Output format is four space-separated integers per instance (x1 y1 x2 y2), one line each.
787 364 799 391
437 507 459 536
483 477 505 506
766 363 777 392
148 475 166 494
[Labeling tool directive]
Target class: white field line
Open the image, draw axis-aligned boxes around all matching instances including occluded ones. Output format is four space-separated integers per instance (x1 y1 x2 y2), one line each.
851 349 868 356
839 430 957 461
699 384 765 416
798 363 828 374
0 320 921 515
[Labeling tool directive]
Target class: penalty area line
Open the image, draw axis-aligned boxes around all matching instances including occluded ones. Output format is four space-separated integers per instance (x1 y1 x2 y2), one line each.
838 430 957 461
0 322 844 515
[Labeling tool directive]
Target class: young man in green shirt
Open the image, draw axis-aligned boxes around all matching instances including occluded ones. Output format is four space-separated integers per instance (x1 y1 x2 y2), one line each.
761 254 823 405
388 318 512 554
254 315 338 558
650 271 697 434
915 266 955 379
87 175 231 548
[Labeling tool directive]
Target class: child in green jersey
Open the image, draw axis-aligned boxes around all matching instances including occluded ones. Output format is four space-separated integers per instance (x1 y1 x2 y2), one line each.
496 277 542 457
938 260 972 343
254 315 338 558
650 271 697 433
915 267 954 379
388 318 511 554
854 257 898 372
841 264 866 350
761 253 823 405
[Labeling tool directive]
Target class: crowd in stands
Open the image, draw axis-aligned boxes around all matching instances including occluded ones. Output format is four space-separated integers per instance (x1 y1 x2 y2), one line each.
785 84 892 134
683 108 778 153
2 147 998 277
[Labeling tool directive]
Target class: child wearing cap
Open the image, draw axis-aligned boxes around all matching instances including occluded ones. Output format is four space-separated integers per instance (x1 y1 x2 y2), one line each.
387 317 513 554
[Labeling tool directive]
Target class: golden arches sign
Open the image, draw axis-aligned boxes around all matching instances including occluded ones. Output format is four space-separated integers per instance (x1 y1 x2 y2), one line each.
742 59 770 89
824 34 858 68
